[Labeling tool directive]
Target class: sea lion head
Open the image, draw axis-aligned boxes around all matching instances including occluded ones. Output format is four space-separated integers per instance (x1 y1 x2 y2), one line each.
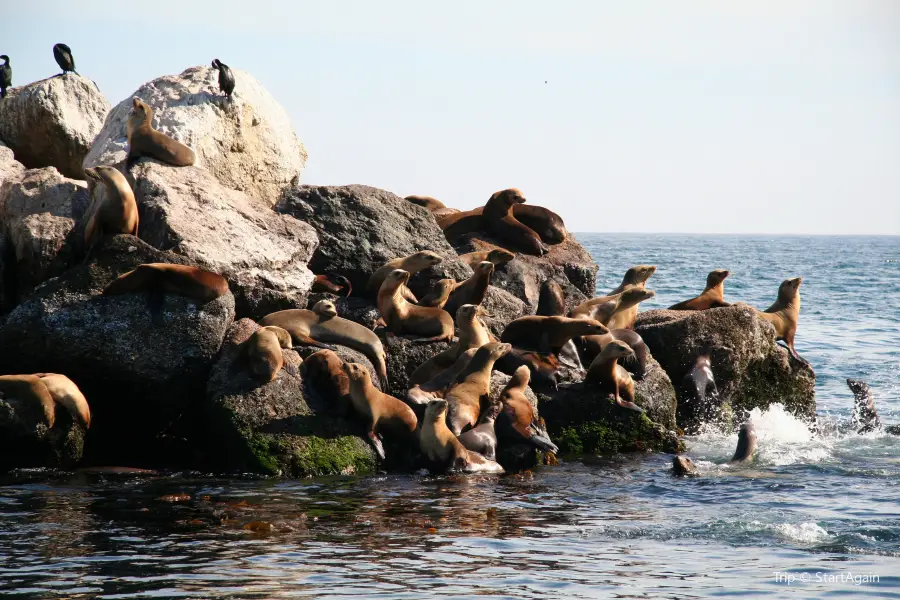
487 248 516 265
456 304 479 322
576 318 610 336
312 299 338 320
707 269 730 287
622 265 657 287
425 398 449 422
511 364 531 386
490 188 527 207
130 97 151 119
620 287 656 307
672 455 699 477
475 261 495 276
386 269 411 287
341 362 369 384
482 401 503 422
846 378 870 398
777 277 803 302
603 340 635 361
488 342 512 360
409 250 443 270
261 326 292 349
84 167 99 181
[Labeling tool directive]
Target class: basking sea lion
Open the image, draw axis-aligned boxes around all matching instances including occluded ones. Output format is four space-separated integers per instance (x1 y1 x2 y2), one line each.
496 366 558 453
32 373 90 430
0 375 55 427
103 263 229 304
511 204 567 244
444 342 511 435
406 348 478 405
241 326 292 382
754 277 805 364
342 362 417 460
53 43 77 76
367 250 443 302
0 55 11 98
300 349 352 414
408 304 494 387
536 279 567 317
459 247 515 270
585 340 643 413
729 422 758 463
606 265 657 330
377 269 454 342
482 188 548 256
679 353 719 426
571 288 656 326
83 166 139 248
126 97 196 167
405 195 446 211
444 261 493 316
211 59 235 98
419 399 504 474
501 315 608 356
669 269 731 310
573 288 655 371
418 279 456 309
577 328 649 379
847 378 881 434
458 401 502 461
495 348 562 390
311 273 352 297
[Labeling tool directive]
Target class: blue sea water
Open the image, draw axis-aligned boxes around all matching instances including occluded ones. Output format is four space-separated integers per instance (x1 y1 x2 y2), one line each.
1 234 898 599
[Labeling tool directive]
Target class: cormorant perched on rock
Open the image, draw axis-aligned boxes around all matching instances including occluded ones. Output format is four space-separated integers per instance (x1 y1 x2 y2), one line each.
211 58 235 98
0 55 11 98
53 43 77 76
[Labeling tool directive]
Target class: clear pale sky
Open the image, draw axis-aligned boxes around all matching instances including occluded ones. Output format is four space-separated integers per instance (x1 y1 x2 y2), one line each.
3 1 899 234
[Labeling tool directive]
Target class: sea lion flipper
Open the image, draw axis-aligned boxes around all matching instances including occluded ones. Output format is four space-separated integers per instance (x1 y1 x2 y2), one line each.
616 397 644 413
367 430 386 460
293 334 335 350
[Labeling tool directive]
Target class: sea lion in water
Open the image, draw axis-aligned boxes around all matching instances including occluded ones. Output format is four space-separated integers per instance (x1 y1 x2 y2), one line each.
729 422 758 463
126 97 196 167
672 455 700 477
755 277 806 364
211 59 235 98
458 401 502 461
342 362 417 460
241 326 292 382
496 365 558 453
32 373 90 429
0 375 55 427
407 348 479 405
418 279 456 309
847 378 881 434
408 304 494 387
83 166 139 248
459 247 515 270
585 340 643 413
311 273 352 297
482 188 549 256
103 263 229 304
53 43 77 76
300 349 352 414
367 250 443 302
405 195 446 211
678 353 719 428
419 399 504 474
0 55 11 98
501 315 608 356
669 269 731 310
445 342 511 435
377 269 454 342
606 265 657 330
444 261 493 317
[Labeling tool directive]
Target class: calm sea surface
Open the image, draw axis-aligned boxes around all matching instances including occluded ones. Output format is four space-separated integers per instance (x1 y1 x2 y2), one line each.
1 234 898 599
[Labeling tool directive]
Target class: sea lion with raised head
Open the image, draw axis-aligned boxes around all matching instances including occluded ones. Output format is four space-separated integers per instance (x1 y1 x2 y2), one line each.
367 250 443 302
496 365 558 453
585 340 643 413
577 328 649 379
444 342 511 435
83 166 139 248
669 269 731 310
0 375 55 427
418 279 456 309
407 348 479 405
536 279 566 317
343 362 417 460
495 348 562 390
729 422 758 463
211 59 235 98
407 304 494 387
606 265 657 330
458 401 502 461
459 247 515 270
672 455 700 477
103 263 229 304
755 277 806 364
241 326 292 382
847 378 881 434
444 261 493 316
405 195 446 211
501 315 608 356
32 374 90 430
571 288 656 327
53 43 77 76
419 399 504 474
482 188 549 256
377 269 454 342
300 349 352 414
126 97 196 167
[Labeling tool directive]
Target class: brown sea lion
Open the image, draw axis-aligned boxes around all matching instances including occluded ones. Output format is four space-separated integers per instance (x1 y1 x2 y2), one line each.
672 455 700 477
241 326 292 382
419 399 504 474
405 195 446 211
300 349 351 414
32 373 90 429
571 288 656 326
406 348 479 405
83 166 139 248
578 328 649 380
606 265 657 330
0 375 55 427
342 362 417 460
669 269 731 310
585 340 643 413
458 247 516 270
432 207 461 221
367 250 443 301
311 273 352 297
126 97 196 167
437 208 484 240
496 365 558 453
511 204 567 244
495 349 563 390
848 378 880 434
754 277 805 364
729 422 758 464
444 261 493 316
444 342 511 435
501 315 608 356
418 279 456 309
408 304 495 387
482 188 548 256
458 401 502 461
377 269 454 342
103 263 229 304
536 279 566 317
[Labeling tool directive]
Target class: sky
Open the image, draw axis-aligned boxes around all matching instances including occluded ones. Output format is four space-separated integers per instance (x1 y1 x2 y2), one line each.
2 1 899 235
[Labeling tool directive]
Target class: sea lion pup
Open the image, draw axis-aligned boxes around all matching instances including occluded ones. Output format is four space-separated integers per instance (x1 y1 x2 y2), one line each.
103 263 229 304
32 374 90 430
606 265 657 330
366 250 443 301
83 166 139 248
679 353 719 424
729 422 758 464
0 55 11 98
511 204 567 244
847 378 881 434
496 366 558 453
0 375 55 428
53 43 77 76
754 277 806 364
405 195 447 211
407 348 479 405
408 304 494 387
342 362 417 460
443 261 494 316
126 97 196 167
311 273 352 296
482 188 549 256
459 247 516 270
458 401 502 461
501 315 608 356
211 59 235 98
669 269 731 310
419 399 504 474
300 350 352 414
672 455 700 477
585 340 643 413
418 279 456 309
377 269 455 342
444 342 511 435
241 326 292 382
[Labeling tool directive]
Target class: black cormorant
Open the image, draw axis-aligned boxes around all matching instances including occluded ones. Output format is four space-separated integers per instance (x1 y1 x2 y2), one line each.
211 58 235 98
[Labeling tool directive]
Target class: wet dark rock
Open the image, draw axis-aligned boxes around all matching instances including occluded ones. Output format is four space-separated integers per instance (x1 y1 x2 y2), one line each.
0 398 85 471
380 334 451 400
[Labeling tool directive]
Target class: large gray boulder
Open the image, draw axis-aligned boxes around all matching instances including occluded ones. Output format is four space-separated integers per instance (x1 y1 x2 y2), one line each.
85 66 307 206
0 75 110 179
130 161 318 318
0 146 26 311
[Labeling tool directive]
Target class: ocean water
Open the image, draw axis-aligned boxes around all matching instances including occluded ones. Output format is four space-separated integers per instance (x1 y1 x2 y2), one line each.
1 234 898 599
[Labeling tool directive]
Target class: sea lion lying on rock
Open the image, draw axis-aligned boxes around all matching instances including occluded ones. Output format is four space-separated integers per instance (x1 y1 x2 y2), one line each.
419 399 504 474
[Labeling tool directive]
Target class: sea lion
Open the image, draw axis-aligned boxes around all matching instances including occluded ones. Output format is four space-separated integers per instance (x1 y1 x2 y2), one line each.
126 97 196 167
32 373 90 430
672 455 700 477
459 247 515 270
495 348 563 390
482 188 548 256
444 342 511 435
729 422 758 463
53 43 77 75
311 273 352 297
408 304 494 387
577 328 649 379
669 269 731 310
211 59 235 98
606 265 657 330
406 348 478 405
573 288 655 372
342 362 417 460
377 269 454 342
755 277 806 364
418 279 456 309
444 261 493 316
679 353 719 426
458 401 502 461
405 195 446 211
585 340 643 413
83 166 139 248
536 279 567 317
511 204 567 244
419 399 504 474
0 55 10 98
501 315 608 356
103 263 229 304
570 288 656 326
300 349 351 414
847 378 881 434
0 375 55 427
496 365 558 453
241 326 292 382
367 250 443 302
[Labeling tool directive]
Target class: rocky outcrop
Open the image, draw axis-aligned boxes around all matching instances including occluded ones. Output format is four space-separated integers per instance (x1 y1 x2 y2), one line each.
85 66 307 206
0 75 110 179
633 357 678 430
0 398 85 470
479 286 529 337
277 185 471 298
634 306 816 431
130 161 318 318
381 335 452 400
0 146 25 312
0 144 25 187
